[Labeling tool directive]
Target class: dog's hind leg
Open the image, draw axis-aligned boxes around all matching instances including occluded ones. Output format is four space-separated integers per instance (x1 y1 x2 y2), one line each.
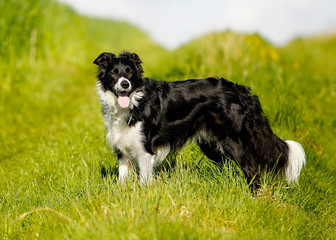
240 162 260 190
198 139 260 189
197 140 224 163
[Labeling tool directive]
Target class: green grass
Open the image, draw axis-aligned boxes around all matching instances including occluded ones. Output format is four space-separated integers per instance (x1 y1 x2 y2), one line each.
1 0 336 239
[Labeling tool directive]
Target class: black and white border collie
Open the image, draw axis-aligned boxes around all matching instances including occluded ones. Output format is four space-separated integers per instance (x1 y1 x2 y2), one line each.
94 51 306 188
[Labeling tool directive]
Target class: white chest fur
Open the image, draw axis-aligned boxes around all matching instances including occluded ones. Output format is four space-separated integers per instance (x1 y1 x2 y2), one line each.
97 83 145 159
106 119 144 159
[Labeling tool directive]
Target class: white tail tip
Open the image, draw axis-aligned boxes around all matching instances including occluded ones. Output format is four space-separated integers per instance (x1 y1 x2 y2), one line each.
285 140 306 184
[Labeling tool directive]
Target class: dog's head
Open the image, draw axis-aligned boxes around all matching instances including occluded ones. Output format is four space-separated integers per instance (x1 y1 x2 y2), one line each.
94 51 144 108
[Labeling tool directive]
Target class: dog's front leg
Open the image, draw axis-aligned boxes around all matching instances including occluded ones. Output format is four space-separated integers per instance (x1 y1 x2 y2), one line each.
118 157 134 183
138 154 155 184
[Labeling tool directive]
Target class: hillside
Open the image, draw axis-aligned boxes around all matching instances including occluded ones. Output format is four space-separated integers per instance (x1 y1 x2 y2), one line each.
0 0 166 166
1 0 336 239
280 35 336 159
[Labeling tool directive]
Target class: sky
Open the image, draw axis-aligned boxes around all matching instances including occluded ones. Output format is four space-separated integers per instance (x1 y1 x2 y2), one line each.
58 0 336 49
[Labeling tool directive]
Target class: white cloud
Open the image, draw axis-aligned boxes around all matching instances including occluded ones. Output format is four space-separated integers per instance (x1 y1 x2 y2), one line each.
58 0 336 49
215 0 336 44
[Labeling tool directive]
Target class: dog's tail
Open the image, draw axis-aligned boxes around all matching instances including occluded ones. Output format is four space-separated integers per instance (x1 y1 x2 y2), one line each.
284 140 306 184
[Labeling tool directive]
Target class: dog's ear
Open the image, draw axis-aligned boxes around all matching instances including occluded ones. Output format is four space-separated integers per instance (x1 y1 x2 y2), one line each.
119 51 144 78
93 52 116 68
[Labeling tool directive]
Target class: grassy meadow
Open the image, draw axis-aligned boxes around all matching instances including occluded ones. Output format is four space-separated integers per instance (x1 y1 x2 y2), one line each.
1 0 336 239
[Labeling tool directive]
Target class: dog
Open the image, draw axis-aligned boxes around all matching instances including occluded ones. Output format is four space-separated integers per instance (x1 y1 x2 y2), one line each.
94 51 306 188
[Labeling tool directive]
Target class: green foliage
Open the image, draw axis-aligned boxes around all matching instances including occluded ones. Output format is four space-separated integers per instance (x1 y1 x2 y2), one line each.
1 0 336 239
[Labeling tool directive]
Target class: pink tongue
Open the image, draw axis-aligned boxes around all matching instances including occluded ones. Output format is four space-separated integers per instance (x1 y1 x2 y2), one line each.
117 95 130 108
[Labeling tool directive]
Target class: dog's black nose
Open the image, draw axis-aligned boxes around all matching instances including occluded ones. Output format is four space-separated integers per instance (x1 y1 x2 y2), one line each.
121 80 130 89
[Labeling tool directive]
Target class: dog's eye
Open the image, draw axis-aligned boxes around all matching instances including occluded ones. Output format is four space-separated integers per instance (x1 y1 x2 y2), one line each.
125 67 131 74
112 68 119 74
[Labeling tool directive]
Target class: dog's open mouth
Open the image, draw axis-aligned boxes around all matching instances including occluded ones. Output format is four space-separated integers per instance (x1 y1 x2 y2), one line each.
117 92 130 108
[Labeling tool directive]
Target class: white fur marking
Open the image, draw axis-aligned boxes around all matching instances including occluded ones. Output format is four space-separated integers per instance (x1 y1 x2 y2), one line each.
106 122 144 157
285 140 306 184
119 158 134 182
138 154 155 184
155 145 171 164
115 77 131 92
130 91 144 109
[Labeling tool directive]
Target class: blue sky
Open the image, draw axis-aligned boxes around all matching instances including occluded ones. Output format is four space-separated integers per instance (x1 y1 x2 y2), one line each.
58 0 336 49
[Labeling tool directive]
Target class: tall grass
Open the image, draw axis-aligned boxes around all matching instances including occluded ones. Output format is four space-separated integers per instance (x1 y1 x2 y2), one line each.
1 0 336 239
